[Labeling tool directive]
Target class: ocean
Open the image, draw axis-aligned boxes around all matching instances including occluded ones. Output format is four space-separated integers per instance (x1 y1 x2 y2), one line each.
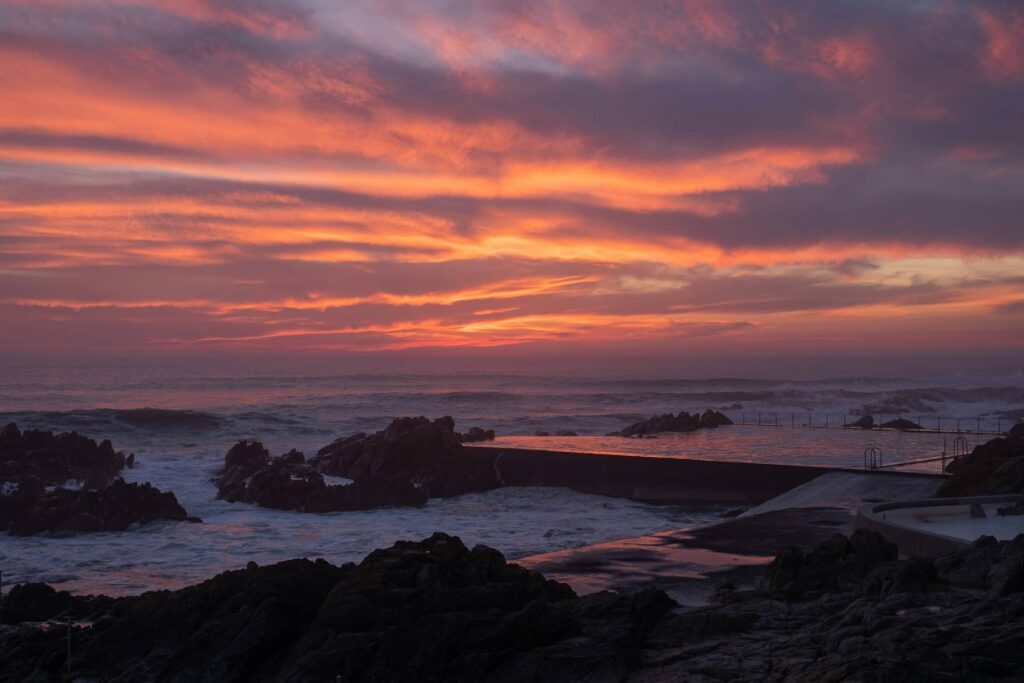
1 355 1021 595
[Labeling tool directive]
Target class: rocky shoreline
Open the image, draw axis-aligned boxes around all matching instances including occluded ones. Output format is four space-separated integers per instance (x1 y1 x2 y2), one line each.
2 529 1022 681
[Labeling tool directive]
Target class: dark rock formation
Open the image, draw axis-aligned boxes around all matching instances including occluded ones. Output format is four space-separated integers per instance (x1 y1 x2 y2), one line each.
939 432 1024 496
763 528 898 600
555 430 578 436
0 422 128 489
638 533 1024 681
0 423 191 535
216 440 427 512
0 533 674 682
615 409 733 437
459 426 496 443
1 477 188 535
845 414 875 429
310 417 501 500
879 417 923 430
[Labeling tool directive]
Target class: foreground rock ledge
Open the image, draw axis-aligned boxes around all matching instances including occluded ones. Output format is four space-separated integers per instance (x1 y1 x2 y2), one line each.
0 532 674 682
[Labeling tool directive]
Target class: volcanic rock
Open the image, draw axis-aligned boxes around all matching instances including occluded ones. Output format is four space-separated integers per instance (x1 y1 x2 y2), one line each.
0 422 128 489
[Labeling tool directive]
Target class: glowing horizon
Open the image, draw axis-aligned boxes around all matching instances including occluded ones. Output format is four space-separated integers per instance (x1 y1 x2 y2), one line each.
1 0 1023 355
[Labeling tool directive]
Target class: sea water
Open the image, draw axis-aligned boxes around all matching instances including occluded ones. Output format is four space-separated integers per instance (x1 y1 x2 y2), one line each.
1 356 1021 594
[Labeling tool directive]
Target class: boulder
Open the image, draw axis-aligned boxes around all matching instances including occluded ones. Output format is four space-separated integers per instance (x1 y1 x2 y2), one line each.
763 529 897 599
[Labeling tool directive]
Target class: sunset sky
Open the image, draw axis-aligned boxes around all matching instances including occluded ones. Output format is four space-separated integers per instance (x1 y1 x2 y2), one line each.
1 0 1023 356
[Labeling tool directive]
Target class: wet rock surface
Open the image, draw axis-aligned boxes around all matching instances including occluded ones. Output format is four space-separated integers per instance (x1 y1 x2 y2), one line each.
633 532 1024 682
939 430 1024 496
215 439 427 512
0 533 674 683
0 422 128 489
309 416 502 500
0 423 190 535
1 477 188 535
615 409 733 437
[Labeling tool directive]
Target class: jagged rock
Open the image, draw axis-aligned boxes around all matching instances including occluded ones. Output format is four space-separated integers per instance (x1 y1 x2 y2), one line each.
846 415 875 429
879 417 923 430
639 534 1024 681
939 433 1024 496
216 440 427 512
0 533 674 682
0 423 128 489
615 409 732 437
310 417 501 500
763 529 897 599
1 478 188 535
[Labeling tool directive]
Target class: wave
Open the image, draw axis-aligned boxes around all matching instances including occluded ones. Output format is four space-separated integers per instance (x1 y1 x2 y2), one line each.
0 408 224 432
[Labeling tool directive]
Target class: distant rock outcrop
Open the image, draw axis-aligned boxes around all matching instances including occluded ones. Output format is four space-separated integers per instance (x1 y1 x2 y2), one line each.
310 416 501 500
0 477 189 536
879 417 923 430
0 533 674 682
939 430 1024 496
215 440 427 512
0 423 191 535
614 409 733 437
846 415 875 429
0 422 128 489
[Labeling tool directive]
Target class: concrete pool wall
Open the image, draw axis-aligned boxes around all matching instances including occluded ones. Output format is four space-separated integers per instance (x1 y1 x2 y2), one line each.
855 494 1024 557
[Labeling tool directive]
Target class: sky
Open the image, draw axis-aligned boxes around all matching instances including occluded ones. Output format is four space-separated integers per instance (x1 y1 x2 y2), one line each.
1 0 1023 358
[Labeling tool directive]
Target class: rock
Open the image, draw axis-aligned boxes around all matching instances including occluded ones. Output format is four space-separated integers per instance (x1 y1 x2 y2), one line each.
0 533 674 682
763 529 897 599
846 415 875 429
215 440 427 512
534 430 551 436
460 426 496 443
2 478 188 536
879 418 923 430
938 433 1024 496
615 409 732 437
638 534 1024 681
555 430 578 437
310 417 501 501
0 423 128 490
1011 422 1024 439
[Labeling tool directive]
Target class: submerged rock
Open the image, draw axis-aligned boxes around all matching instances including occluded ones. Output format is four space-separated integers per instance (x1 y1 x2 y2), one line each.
0 533 674 682
614 409 733 437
